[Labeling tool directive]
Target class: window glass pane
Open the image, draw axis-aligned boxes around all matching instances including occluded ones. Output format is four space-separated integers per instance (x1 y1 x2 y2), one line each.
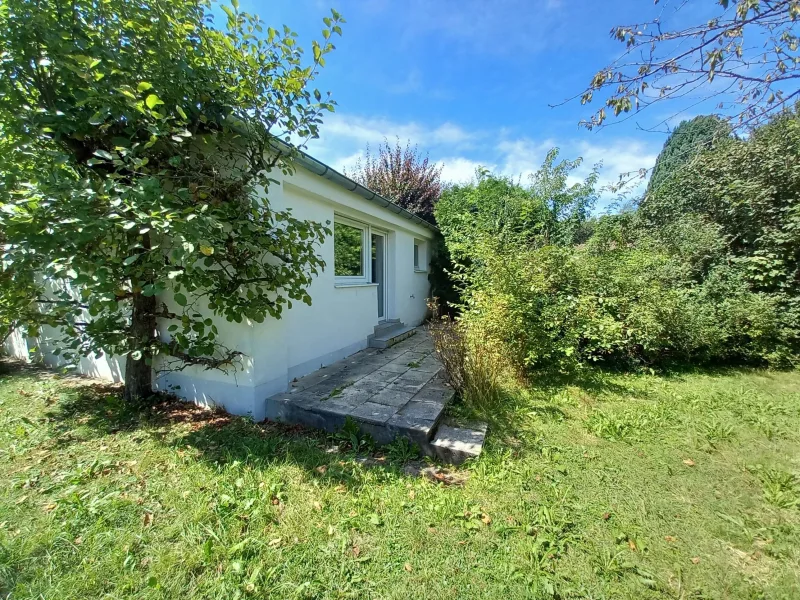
413 243 419 269
334 221 364 276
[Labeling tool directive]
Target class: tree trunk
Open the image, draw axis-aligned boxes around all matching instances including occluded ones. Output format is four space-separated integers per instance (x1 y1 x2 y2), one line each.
123 290 157 403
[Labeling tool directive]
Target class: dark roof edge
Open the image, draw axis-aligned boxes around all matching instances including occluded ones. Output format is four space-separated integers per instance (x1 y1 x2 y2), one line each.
271 140 438 233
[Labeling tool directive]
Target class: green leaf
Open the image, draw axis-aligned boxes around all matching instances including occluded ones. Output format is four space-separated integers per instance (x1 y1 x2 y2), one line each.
122 255 139 266
146 94 164 109
174 293 188 307
137 82 153 92
88 111 106 125
93 149 114 161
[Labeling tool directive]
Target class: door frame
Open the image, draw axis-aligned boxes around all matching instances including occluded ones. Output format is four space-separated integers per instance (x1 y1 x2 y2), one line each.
371 229 389 322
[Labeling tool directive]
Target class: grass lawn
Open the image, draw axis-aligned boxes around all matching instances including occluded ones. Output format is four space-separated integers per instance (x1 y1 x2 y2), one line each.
1 360 799 599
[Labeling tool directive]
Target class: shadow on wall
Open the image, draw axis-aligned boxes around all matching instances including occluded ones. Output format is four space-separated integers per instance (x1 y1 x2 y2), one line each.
2 328 125 383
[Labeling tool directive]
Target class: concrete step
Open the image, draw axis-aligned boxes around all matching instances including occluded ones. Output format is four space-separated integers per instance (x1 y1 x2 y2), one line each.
428 421 487 464
373 319 401 335
368 324 417 349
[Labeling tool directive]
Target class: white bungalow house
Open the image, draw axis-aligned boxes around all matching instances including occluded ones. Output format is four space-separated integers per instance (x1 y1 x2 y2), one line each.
3 149 436 421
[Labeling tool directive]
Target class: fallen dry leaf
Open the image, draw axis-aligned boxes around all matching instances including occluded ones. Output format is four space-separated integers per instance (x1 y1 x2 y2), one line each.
683 458 696 467
404 563 412 572
690 557 701 564
602 512 611 521
315 465 328 475
142 512 153 527
312 501 322 511
628 539 637 551
74 536 83 545
481 514 492 525
665 535 677 542
352 545 361 558
268 538 282 548
43 503 57 512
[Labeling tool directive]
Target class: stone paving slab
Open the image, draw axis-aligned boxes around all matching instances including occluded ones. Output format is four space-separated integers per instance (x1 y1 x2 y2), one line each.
430 422 487 464
349 401 400 425
264 327 454 447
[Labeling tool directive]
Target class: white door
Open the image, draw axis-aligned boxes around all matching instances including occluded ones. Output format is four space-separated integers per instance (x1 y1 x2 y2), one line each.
371 232 387 321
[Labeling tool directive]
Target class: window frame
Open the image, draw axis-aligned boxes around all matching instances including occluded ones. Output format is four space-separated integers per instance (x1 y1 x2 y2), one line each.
333 215 371 286
413 238 427 272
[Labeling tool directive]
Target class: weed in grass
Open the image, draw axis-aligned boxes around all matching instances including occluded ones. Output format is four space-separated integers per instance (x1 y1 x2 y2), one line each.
700 419 735 447
406 361 420 368
330 416 375 452
585 410 641 442
749 467 800 509
384 437 420 463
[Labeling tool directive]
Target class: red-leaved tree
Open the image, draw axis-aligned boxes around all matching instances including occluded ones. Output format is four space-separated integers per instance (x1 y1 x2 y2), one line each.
346 138 443 223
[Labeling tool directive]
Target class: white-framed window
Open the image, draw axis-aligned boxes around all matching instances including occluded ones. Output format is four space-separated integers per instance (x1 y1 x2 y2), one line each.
413 239 427 271
334 215 370 284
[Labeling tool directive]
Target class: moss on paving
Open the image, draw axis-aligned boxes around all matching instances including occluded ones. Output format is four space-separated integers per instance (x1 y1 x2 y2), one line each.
0 360 798 599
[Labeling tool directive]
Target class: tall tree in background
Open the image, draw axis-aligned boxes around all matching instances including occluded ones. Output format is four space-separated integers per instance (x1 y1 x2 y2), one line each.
645 115 732 199
0 0 343 401
346 138 443 223
646 110 800 300
569 0 800 131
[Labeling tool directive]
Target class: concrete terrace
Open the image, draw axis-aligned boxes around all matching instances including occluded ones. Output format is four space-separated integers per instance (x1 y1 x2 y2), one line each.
264 328 485 463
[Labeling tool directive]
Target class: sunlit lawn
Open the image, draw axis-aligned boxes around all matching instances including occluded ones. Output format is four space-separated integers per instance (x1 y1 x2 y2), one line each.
1 359 799 599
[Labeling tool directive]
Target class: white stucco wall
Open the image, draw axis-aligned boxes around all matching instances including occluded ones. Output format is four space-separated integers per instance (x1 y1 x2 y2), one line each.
4 164 434 419
153 164 435 419
3 279 126 383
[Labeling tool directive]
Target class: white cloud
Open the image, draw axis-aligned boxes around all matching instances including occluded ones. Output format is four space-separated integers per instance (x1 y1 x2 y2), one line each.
495 138 555 180
332 150 366 175
438 157 492 184
572 139 658 196
319 114 476 149
493 136 657 199
306 111 661 210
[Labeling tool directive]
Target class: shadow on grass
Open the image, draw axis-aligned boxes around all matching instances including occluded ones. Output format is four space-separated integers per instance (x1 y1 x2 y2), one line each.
6 363 453 490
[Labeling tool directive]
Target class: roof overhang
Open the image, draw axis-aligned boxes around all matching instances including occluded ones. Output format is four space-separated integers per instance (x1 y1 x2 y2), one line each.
270 140 439 233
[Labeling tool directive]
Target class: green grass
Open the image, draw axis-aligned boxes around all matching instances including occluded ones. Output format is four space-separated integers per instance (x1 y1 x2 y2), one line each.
1 360 799 599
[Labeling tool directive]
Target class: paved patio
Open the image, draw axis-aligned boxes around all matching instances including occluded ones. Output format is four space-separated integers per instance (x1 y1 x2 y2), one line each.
264 328 460 450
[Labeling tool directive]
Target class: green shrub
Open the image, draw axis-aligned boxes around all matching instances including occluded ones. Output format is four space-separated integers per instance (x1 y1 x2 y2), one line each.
457 236 793 371
434 132 799 379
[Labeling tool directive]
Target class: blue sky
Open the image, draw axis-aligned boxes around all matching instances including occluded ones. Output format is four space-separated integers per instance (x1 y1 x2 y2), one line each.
222 0 721 209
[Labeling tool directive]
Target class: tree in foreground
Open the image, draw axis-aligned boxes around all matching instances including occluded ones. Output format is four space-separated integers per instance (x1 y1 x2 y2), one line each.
345 138 443 223
569 0 800 131
0 0 344 400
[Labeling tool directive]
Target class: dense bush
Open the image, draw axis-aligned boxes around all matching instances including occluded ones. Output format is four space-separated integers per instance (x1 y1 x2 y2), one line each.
461 236 790 371
435 123 799 378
